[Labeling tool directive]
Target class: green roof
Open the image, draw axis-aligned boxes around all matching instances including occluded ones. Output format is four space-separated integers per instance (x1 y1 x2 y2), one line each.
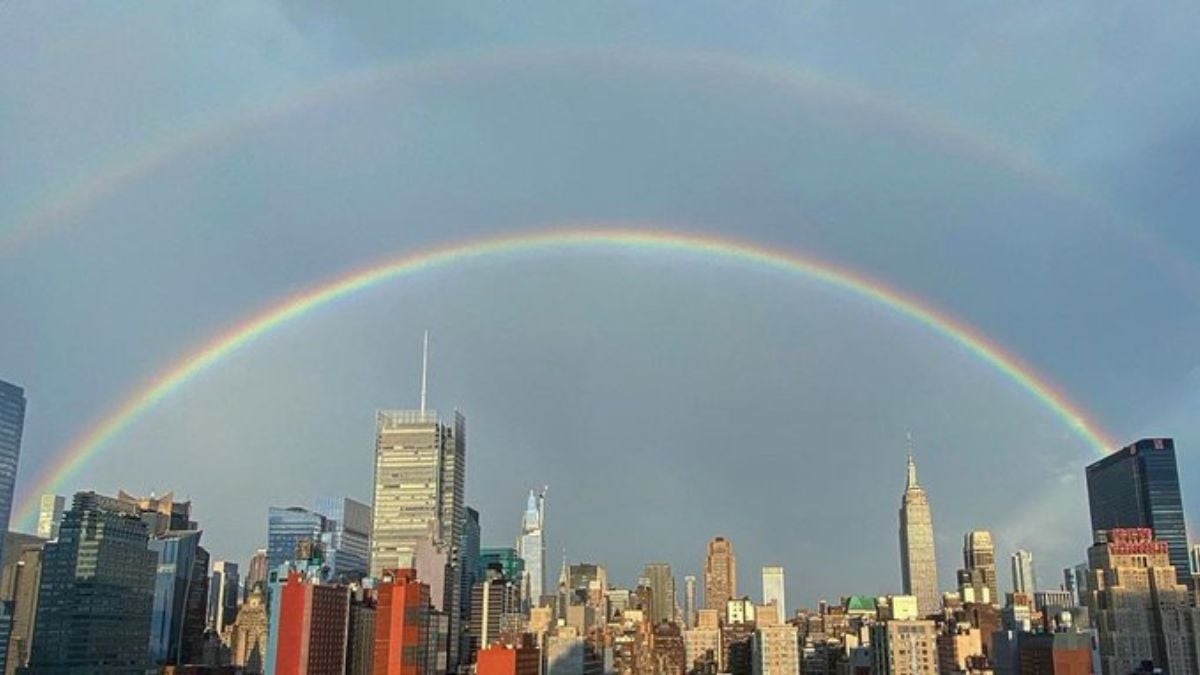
844 596 877 612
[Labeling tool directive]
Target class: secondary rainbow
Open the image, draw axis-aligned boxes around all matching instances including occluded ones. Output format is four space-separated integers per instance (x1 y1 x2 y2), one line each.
13 227 1117 530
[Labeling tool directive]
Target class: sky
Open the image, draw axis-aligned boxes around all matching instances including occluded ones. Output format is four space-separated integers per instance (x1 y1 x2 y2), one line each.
3 2 1200 608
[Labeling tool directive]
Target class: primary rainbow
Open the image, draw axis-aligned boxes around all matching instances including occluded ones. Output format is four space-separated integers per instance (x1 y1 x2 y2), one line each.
13 226 1116 530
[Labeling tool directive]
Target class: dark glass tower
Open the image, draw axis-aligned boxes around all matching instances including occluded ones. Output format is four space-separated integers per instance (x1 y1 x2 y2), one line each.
26 492 158 672
0 380 26 566
1086 438 1189 583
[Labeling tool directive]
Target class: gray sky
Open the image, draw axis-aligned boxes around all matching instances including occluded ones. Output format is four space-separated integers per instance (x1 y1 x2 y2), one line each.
3 2 1199 608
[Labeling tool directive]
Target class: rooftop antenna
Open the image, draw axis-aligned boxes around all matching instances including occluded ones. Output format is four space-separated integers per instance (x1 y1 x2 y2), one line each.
420 330 429 413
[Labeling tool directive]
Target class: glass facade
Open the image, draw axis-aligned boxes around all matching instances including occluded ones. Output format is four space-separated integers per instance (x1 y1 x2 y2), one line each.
26 492 157 672
314 497 371 580
0 381 25 567
149 530 209 665
267 506 329 572
1086 438 1189 583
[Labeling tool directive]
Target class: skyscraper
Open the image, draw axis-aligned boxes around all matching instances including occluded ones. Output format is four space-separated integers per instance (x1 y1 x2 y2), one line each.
208 560 240 635
643 563 676 625
370 409 466 578
267 506 329 572
957 530 997 605
148 528 210 666
25 492 158 673
517 488 546 608
370 345 468 671
266 567 351 673
314 496 372 579
704 537 736 612
1085 528 1200 674
0 381 25 566
899 452 939 617
1086 437 1190 583
761 566 786 622
34 495 62 541
1010 549 1037 594
1 540 43 674
374 568 433 675
245 548 268 598
684 575 697 629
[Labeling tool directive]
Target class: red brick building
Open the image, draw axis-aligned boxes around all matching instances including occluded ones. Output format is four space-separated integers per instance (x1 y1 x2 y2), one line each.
374 568 432 675
272 569 351 674
477 637 540 675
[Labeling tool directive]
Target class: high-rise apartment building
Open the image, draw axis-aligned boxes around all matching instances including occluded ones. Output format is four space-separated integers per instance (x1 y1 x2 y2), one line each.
208 559 240 634
870 617 939 674
0 381 25 567
958 531 998 605
374 568 433 675
899 453 939 617
1011 549 1037 594
761 566 786 622
25 492 158 673
268 506 329 572
477 637 540 675
314 496 372 580
685 609 722 671
1086 438 1190 583
705 537 737 612
1086 528 1200 675
643 563 676 625
34 495 62 541
752 605 799 675
517 489 546 609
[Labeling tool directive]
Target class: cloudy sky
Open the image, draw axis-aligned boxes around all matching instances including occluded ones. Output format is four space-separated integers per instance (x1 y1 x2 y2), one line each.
3 2 1199 607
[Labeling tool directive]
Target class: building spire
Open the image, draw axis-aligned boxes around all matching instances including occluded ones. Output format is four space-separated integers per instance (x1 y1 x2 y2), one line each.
906 433 919 489
420 330 429 413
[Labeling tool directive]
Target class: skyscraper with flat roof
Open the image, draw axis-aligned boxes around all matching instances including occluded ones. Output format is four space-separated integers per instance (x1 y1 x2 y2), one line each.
899 452 939 617
643 563 676 625
267 506 329 572
761 567 786 623
25 492 158 673
705 537 736 612
1010 549 1037 594
1087 438 1190 584
34 495 62 541
961 530 998 604
314 496 372 579
0 381 25 566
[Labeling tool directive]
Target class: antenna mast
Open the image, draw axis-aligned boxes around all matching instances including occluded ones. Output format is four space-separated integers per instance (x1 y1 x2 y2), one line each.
420 330 429 413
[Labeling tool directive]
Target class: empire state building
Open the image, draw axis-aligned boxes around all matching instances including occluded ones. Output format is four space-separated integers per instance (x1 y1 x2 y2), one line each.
899 451 939 616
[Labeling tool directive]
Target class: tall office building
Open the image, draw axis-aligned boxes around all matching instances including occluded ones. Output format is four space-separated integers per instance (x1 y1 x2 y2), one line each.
245 548 268 598
34 495 62 541
25 492 158 673
468 569 522 658
314 496 372 579
899 453 939 617
705 537 737 612
267 506 329 572
1085 528 1200 675
208 559 240 634
230 585 269 672
370 409 466 577
761 566 786 622
481 548 526 584
1 540 43 675
517 488 546 608
0 381 25 567
643 563 676 625
148 529 210 666
1086 437 1190 583
371 379 468 671
684 575 697 629
1010 549 1037 594
960 531 998 604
